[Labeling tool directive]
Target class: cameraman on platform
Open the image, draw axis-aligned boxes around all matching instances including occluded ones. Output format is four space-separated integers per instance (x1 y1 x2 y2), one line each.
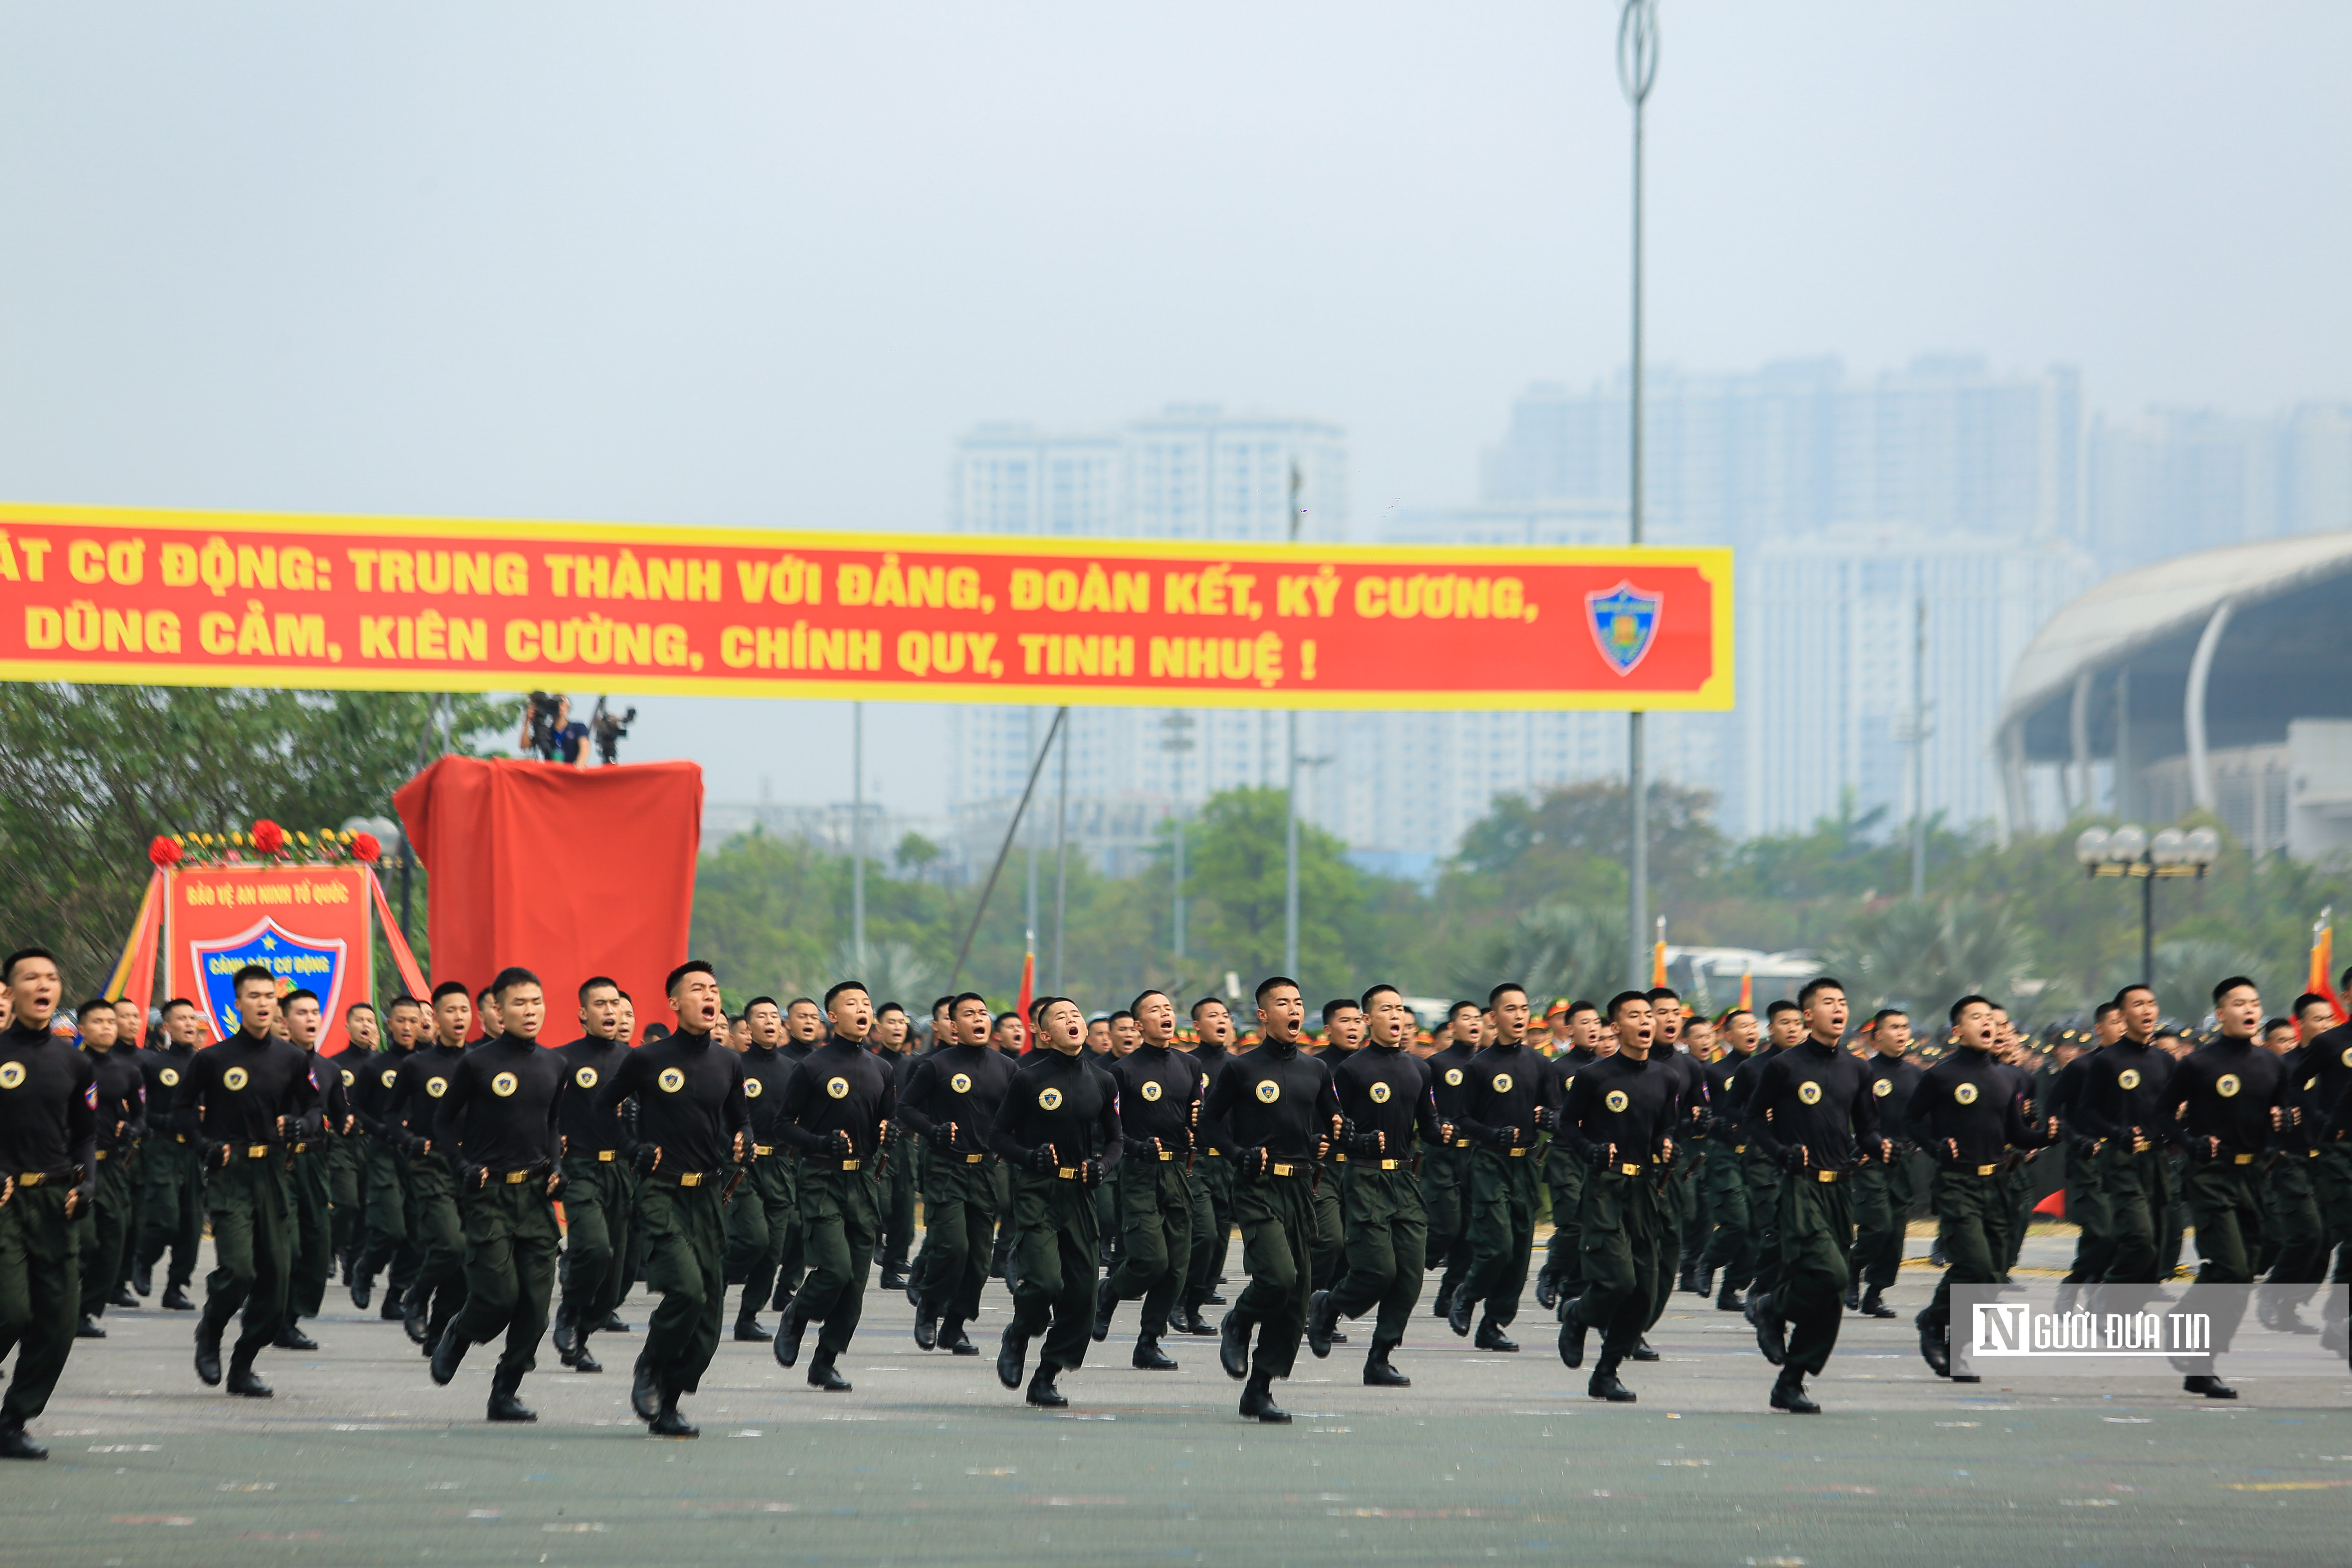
520 694 589 766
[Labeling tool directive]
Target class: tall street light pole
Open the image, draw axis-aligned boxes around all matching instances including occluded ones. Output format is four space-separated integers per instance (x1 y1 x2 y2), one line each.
1283 461 1304 979
1619 0 1659 988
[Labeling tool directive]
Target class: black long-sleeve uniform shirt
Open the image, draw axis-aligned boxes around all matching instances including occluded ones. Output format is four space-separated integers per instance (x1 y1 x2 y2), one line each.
553 1035 633 1154
137 1040 196 1137
304 1047 350 1135
2071 1036 2175 1145
1202 1038 1340 1164
1904 1047 2035 1170
351 1044 410 1138
897 1042 1018 1158
176 1028 323 1152
85 1045 146 1152
1458 1038 1545 1150
1744 1038 1881 1171
1332 1043 1443 1160
773 1034 893 1163
597 1026 751 1175
1556 1051 1678 1168
2277 1045 2319 1153
323 1043 372 1127
434 1032 567 1172
0 1021 98 1195
1723 1042 1787 1133
1190 1040 1235 1154
991 1048 1124 1173
1864 1054 1923 1145
738 1040 798 1149
1700 1049 1748 1131
1108 1042 1201 1160
2304 1022 2352 1141
386 1042 468 1154
2169 1036 2286 1158
1426 1039 1480 1129
2046 1049 2096 1141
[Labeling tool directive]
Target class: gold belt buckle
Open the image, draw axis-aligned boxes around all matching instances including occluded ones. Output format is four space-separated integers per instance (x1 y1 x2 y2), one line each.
1976 1163 1997 1176
1270 1162 1295 1177
1206 1147 1222 1157
1056 1166 1078 1180
1817 1169 1838 1183
678 1171 704 1187
1377 1158 1401 1170
753 1144 774 1156
96 1149 109 1160
1453 1138 1471 1148
597 1148 615 1161
841 1159 861 1172
1507 1146 1527 1157
18 1171 45 1187
1334 1152 1347 1163
505 1169 528 1183
1734 1143 1746 1153
2232 1152 2254 1165
964 1152 986 1163
1617 1162 1642 1176
1158 1149 1176 1161
247 1145 267 1159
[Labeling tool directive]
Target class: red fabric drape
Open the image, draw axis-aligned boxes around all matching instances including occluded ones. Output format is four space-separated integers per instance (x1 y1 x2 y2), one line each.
394 757 702 1039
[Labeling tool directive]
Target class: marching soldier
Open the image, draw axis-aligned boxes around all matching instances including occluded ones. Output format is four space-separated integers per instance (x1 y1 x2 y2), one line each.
1695 1007 1757 1307
2051 1003 2120 1299
899 991 1016 1355
597 961 751 1437
1447 984 1542 1351
765 997 824 1318
0 950 99 1459
551 978 634 1373
724 996 797 1343
1094 989 1201 1369
1310 983 1448 1385
771 981 894 1392
1424 1002 1483 1322
2167 976 2288 1399
992 996 1123 1407
1553 991 1677 1402
279 988 347 1350
1741 976 1882 1414
131 997 205 1311
2258 996 2332 1329
872 1004 920 1291
1181 997 1240 1325
428 967 567 1422
1724 999 1803 1314
1535 1000 1606 1313
1310 998 1362 1304
1908 996 2038 1383
349 995 423 1318
325 1001 378 1287
2071 984 2176 1290
73 996 144 1339
179 964 323 1398
1205 977 1343 1424
1849 1008 1920 1319
390 983 474 1352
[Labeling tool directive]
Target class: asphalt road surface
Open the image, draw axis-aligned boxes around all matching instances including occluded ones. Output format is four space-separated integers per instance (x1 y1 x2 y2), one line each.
7 1228 2346 1568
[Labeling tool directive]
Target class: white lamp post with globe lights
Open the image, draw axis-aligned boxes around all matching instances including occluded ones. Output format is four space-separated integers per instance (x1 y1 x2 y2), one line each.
2073 823 2222 987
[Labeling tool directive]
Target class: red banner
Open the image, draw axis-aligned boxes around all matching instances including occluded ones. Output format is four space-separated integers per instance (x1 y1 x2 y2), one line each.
0 503 1731 710
164 864 374 1055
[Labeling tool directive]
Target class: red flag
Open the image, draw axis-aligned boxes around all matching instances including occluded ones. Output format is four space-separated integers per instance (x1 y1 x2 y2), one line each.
2309 914 2345 1029
103 870 167 1008
1015 938 1035 1054
1738 967 1753 1012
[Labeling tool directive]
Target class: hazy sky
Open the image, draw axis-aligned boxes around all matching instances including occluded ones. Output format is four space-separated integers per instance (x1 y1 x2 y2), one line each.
4 2 2346 816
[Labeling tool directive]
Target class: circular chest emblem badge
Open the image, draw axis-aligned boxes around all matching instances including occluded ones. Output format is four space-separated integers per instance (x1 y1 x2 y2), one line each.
425 1076 448 1098
1039 1086 1064 1111
340 1068 355 1087
492 1071 519 1098
1491 1072 1514 1094
744 1077 763 1098
223 1066 250 1091
2118 1068 2142 1091
1604 1088 1630 1114
574 1066 598 1089
0 1061 24 1090
1873 1078 1892 1097
2216 1073 2241 1099
950 1072 973 1095
1444 1067 1464 1087
2342 1046 2352 1069
1369 1081 1392 1105
1797 1080 1822 1105
1564 1074 1576 1091
1954 1082 1979 1106
1140 1080 1163 1102
657 1067 686 1094
825 1076 850 1100
161 1067 181 1087
379 1067 398 1089
1255 1079 1281 1103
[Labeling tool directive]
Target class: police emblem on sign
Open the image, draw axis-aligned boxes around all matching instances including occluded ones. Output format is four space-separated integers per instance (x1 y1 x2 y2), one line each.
191 916 348 1044
1585 581 1663 676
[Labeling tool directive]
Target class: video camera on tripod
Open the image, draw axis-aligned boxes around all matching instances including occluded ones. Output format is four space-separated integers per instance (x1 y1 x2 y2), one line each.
522 692 567 760
590 697 636 766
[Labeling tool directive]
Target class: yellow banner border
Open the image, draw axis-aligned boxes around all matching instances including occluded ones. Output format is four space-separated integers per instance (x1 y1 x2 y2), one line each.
0 500 1735 712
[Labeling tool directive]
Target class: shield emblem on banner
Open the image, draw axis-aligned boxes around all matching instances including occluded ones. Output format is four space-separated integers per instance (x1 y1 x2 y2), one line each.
1585 582 1663 675
192 918 347 1041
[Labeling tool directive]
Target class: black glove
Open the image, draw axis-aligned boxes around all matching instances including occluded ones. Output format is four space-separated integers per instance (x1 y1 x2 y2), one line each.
1025 1145 1057 1175
1780 1145 1809 1173
831 1129 855 1160
1535 1106 1559 1133
1583 1143 1614 1171
545 1168 566 1202
465 1163 491 1190
1241 1146 1269 1178
1080 1159 1103 1189
1349 1128 1384 1158
632 1144 663 1175
925 1121 958 1152
207 1140 231 1169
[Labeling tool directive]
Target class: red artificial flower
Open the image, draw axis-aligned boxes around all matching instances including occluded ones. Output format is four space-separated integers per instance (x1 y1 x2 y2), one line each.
350 831 382 864
148 835 183 869
251 818 286 856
